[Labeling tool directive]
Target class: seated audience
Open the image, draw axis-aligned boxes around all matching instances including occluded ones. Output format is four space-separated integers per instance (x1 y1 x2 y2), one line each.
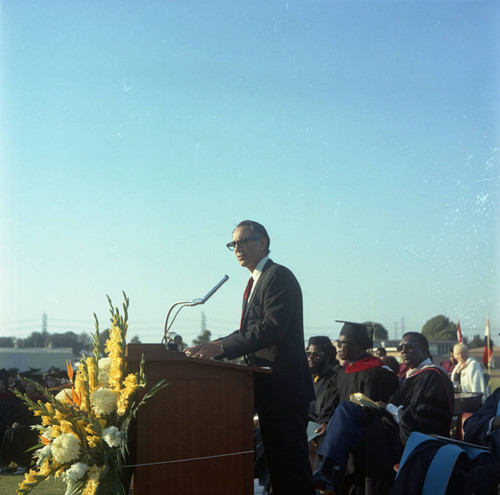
335 321 399 405
376 347 387 358
440 346 457 375
307 336 340 432
312 322 399 493
397 361 408 380
0 379 42 473
307 336 340 469
382 356 400 375
0 374 24 472
7 369 22 393
314 332 454 494
464 386 500 458
43 373 60 390
451 343 486 397
462 387 500 494
402 385 500 495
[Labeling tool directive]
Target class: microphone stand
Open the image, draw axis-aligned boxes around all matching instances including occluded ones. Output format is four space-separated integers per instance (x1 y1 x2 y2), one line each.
162 275 229 347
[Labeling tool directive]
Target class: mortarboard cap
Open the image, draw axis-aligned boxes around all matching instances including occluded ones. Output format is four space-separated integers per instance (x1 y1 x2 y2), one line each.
336 320 374 350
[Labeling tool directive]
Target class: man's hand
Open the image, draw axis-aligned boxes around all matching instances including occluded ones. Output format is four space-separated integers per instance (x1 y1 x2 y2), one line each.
184 342 223 360
314 423 327 437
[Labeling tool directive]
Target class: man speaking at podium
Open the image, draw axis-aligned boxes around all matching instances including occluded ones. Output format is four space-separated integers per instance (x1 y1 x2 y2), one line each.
185 220 315 495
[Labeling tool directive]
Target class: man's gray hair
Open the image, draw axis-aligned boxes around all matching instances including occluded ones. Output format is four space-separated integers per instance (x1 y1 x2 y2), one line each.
234 220 270 254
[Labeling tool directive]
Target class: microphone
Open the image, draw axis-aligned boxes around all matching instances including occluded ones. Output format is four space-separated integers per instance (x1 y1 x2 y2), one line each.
163 275 230 345
200 274 229 304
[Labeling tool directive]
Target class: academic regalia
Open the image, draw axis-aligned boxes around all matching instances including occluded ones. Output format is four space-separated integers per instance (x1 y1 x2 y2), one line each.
390 364 455 445
309 364 340 425
0 390 20 436
336 355 399 403
317 362 454 494
391 385 499 495
464 387 500 458
0 390 42 468
357 363 455 489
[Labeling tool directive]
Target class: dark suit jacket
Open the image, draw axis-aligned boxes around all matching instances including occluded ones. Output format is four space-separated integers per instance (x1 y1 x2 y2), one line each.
220 259 315 410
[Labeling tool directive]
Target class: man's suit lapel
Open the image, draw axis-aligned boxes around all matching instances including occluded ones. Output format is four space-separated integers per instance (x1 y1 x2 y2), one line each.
241 259 273 329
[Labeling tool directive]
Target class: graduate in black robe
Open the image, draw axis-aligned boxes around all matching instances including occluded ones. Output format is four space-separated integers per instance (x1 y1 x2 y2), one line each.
0 374 24 471
335 321 399 404
0 379 43 471
336 354 399 404
313 322 399 493
307 336 340 471
307 336 340 427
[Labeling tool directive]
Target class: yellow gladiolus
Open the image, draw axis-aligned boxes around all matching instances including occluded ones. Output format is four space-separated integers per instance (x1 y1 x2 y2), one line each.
82 479 99 495
86 356 97 392
39 460 52 477
60 420 74 435
13 294 165 495
54 410 65 422
41 416 52 426
87 435 100 449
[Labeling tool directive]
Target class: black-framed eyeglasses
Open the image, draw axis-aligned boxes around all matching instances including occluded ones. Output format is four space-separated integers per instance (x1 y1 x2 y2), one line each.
306 351 325 359
396 342 420 352
226 236 263 251
336 340 354 348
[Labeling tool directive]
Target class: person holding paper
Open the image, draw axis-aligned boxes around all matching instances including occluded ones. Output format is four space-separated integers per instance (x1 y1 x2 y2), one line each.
334 321 399 405
314 332 454 493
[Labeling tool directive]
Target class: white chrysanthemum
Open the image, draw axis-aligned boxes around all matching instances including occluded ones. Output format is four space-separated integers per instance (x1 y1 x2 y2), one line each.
35 444 51 461
55 389 72 403
98 357 112 387
64 462 89 483
91 388 117 415
42 426 56 439
51 433 81 464
102 426 122 448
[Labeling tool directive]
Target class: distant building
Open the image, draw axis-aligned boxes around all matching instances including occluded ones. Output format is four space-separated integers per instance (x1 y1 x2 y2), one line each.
0 347 75 372
374 339 457 361
374 340 497 369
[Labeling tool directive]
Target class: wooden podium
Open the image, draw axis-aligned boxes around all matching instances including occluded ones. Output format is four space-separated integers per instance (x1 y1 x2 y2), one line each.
126 344 268 495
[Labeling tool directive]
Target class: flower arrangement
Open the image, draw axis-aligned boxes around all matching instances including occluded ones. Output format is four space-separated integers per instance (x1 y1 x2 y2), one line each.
14 293 166 495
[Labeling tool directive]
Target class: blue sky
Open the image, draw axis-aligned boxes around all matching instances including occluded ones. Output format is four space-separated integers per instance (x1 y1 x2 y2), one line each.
1 1 499 345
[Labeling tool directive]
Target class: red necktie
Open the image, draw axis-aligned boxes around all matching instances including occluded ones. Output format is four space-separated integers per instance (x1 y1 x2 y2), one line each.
240 277 254 331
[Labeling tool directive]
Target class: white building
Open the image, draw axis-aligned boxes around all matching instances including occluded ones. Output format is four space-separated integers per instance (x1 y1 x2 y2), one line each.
0 347 75 372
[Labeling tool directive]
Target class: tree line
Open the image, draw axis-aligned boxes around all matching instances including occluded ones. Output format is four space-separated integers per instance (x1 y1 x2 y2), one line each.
0 329 141 356
192 314 493 348
1 314 491 354
364 315 493 348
